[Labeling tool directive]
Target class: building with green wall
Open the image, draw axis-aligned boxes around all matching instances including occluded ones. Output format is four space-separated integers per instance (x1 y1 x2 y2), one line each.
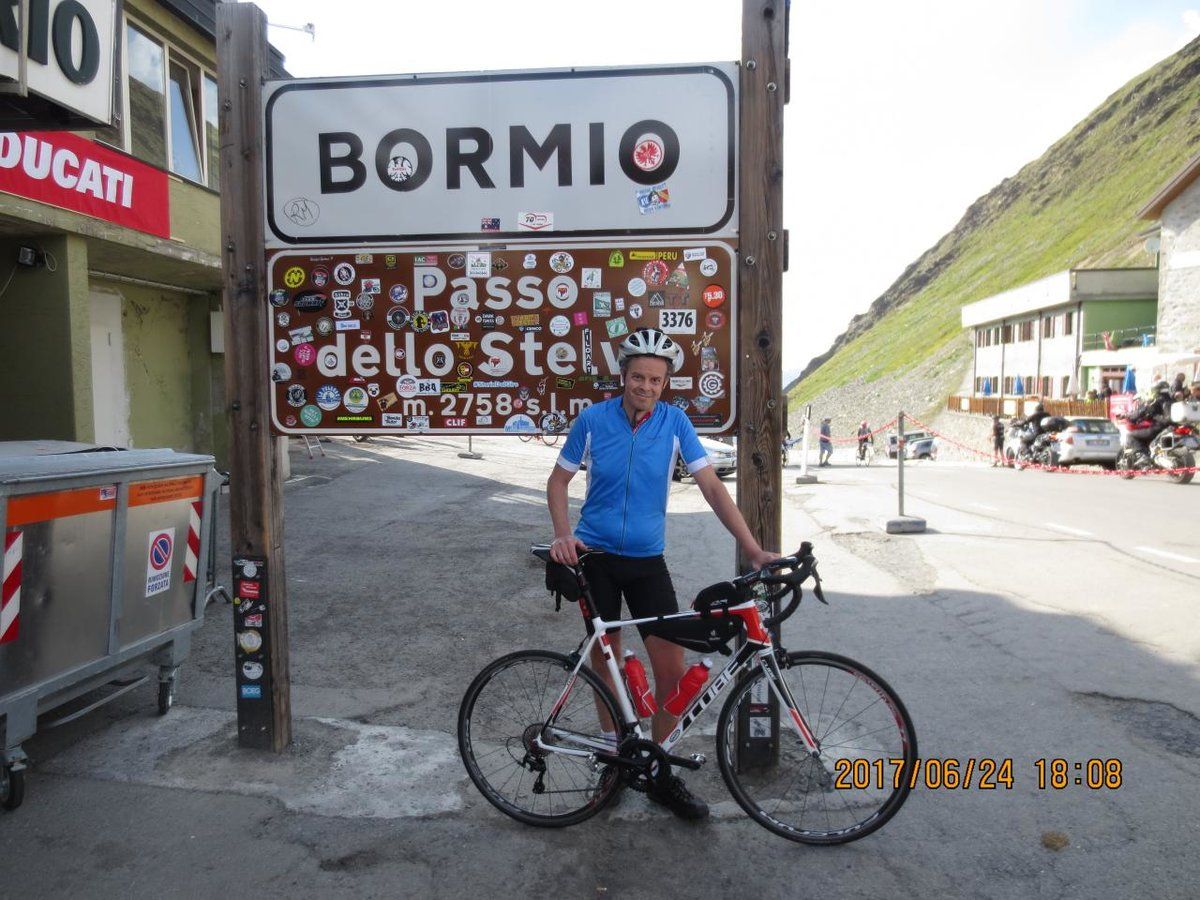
960 268 1158 399
0 1 284 466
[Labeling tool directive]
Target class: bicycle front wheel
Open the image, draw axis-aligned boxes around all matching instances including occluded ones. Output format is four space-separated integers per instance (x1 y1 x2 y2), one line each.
458 650 625 827
717 651 917 844
542 433 561 448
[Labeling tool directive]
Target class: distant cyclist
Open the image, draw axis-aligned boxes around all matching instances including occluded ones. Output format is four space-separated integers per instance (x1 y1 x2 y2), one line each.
857 421 873 461
547 327 776 820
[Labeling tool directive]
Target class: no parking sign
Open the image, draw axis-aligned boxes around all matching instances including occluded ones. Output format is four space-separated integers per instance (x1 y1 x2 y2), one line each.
145 528 175 596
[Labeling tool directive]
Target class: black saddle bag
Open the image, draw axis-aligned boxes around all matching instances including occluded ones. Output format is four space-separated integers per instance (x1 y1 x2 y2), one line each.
544 561 582 611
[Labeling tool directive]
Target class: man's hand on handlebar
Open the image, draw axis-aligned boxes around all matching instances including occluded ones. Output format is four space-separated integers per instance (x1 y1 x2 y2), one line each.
549 535 589 566
746 547 779 570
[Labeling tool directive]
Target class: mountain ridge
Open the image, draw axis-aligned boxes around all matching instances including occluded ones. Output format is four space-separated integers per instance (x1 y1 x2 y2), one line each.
787 35 1200 407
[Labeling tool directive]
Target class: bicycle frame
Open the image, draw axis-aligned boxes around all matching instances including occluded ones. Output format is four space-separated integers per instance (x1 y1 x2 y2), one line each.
535 602 821 760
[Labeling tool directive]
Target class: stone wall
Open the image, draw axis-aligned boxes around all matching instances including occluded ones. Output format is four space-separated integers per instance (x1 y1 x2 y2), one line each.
1159 178 1200 354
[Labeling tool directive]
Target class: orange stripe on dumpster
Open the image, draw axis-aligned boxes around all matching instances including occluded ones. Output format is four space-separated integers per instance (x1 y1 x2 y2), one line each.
5 486 118 526
129 476 204 507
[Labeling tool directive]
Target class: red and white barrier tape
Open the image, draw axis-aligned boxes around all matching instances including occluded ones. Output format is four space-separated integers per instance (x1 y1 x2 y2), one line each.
811 417 899 445
903 414 1199 478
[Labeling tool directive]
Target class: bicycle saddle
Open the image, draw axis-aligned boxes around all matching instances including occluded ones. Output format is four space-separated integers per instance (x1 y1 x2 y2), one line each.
530 543 603 564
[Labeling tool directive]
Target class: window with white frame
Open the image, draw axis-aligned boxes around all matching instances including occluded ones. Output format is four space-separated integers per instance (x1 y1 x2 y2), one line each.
98 19 219 188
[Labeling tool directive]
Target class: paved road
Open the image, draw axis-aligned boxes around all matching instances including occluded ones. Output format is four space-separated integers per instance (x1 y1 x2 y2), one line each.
1 438 1196 898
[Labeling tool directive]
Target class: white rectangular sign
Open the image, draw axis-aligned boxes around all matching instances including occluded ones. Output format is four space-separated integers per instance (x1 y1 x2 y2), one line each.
145 528 175 597
0 0 117 127
263 64 737 246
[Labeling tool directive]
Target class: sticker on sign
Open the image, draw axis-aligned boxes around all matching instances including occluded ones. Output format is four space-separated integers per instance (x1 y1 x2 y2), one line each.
659 309 697 334
518 211 554 231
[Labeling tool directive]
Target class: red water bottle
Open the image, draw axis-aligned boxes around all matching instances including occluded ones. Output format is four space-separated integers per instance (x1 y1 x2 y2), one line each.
664 659 713 716
623 651 657 718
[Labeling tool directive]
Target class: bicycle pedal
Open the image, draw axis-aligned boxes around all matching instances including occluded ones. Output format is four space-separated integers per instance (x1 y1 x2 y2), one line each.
666 752 704 771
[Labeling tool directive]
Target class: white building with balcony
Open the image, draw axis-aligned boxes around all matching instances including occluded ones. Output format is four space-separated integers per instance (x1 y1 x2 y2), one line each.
961 268 1158 399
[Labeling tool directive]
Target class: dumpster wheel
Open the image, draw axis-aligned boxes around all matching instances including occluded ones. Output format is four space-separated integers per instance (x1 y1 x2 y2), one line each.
1 763 24 811
157 680 175 716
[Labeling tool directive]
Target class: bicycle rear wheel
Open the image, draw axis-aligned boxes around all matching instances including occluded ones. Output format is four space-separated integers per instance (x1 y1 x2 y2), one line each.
717 651 917 844
518 434 534 443
458 650 625 827
542 434 561 448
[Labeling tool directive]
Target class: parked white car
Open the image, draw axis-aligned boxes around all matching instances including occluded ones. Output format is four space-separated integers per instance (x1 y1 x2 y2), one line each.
675 436 736 480
1055 416 1120 468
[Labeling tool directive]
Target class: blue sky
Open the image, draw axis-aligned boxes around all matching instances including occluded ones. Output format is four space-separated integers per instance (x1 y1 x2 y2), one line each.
244 0 1200 379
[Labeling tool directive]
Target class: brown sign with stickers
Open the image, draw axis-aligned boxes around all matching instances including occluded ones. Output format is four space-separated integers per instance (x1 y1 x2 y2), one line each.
267 243 736 436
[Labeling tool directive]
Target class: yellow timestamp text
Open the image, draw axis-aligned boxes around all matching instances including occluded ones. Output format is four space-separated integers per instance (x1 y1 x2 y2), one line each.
832 757 1124 791
1034 758 1123 790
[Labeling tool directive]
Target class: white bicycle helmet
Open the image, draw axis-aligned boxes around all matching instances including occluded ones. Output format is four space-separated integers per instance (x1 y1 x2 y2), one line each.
617 328 684 373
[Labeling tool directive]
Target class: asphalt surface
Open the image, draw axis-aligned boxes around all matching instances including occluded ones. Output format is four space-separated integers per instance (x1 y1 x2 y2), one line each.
1 436 1197 898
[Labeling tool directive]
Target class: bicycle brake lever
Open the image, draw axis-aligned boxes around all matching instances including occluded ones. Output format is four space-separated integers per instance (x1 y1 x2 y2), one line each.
811 568 828 604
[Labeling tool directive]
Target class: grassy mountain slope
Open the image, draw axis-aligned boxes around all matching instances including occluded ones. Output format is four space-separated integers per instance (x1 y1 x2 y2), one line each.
788 35 1200 409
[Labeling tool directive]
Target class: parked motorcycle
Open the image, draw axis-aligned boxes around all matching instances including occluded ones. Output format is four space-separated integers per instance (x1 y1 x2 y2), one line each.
1007 416 1067 469
1115 411 1198 484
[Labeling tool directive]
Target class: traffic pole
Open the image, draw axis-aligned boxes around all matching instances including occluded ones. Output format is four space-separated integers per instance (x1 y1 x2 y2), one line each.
886 410 926 534
795 404 816 484
458 435 483 460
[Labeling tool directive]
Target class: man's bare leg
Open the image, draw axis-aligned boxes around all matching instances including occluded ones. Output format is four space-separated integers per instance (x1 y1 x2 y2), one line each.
643 634 686 743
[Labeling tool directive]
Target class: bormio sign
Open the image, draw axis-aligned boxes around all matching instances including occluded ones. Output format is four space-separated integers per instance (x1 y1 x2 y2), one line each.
0 0 118 129
263 65 738 244
263 63 739 437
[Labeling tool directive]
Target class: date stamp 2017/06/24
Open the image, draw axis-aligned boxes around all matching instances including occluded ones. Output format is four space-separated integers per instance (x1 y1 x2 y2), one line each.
833 758 1124 791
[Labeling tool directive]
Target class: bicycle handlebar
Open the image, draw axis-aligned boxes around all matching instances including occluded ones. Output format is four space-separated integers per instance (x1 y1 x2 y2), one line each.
730 541 826 630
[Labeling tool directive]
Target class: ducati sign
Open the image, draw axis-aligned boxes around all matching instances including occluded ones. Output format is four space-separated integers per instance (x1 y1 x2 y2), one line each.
263 64 737 246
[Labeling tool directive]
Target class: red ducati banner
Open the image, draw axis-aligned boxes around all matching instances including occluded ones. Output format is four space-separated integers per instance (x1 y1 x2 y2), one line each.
0 131 171 239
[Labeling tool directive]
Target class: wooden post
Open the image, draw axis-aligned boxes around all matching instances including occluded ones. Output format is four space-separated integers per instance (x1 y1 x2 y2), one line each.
735 0 788 768
217 2 292 752
736 0 788 570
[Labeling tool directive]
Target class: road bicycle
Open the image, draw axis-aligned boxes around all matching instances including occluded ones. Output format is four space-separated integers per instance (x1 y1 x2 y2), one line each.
458 542 917 844
856 441 875 466
518 432 561 447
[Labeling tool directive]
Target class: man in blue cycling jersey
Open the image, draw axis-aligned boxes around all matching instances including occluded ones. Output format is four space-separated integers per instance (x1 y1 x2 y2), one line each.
547 327 776 820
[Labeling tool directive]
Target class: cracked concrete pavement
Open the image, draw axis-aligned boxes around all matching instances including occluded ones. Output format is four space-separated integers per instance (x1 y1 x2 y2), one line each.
1 436 1197 898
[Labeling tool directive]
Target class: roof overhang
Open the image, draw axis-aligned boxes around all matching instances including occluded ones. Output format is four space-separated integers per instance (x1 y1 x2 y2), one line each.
1138 150 1200 220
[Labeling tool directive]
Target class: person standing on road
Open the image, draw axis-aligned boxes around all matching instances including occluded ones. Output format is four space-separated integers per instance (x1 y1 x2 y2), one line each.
819 417 833 466
546 327 777 821
991 415 1005 466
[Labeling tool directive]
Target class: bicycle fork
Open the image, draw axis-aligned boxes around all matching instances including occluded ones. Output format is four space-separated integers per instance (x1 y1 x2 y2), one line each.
754 648 822 753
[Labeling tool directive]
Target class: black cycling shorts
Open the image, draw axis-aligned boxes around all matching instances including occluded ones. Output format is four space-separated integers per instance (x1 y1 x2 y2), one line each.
580 553 679 637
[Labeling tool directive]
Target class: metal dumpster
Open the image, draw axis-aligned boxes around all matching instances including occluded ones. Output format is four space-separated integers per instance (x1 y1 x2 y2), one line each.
0 446 220 810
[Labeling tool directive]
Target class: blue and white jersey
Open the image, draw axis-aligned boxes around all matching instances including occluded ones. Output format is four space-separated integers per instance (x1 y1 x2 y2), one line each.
556 398 711 557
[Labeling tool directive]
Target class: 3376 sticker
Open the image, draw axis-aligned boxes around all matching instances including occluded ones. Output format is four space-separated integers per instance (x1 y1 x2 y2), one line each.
658 308 696 334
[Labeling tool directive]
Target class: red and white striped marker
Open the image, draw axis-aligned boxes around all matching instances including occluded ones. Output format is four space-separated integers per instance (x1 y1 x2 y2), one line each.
2 530 22 645
183 499 202 583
